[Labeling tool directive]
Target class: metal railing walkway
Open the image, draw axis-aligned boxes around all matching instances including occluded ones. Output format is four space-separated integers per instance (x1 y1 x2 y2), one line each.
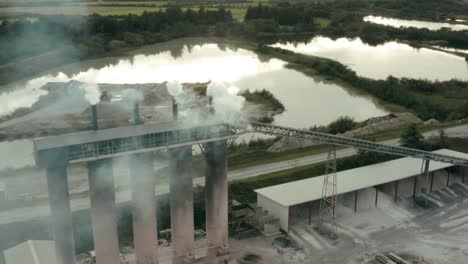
250 122 468 166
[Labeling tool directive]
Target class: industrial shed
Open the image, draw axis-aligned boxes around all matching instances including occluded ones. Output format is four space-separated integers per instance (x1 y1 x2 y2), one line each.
4 240 57 264
255 149 468 232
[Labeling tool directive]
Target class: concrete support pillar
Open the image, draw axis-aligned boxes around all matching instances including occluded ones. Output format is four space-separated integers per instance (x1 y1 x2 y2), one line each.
169 147 195 264
46 160 76 264
204 141 229 263
413 176 418 199
130 153 159 264
88 159 120 264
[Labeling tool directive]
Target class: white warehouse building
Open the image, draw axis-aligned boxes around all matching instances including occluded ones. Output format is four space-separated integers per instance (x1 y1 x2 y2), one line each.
255 149 468 232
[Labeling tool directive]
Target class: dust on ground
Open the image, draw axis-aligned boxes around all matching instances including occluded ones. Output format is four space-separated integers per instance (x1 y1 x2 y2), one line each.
286 183 468 264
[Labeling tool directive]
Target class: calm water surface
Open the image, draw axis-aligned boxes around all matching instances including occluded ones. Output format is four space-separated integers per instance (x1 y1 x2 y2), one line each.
272 37 468 81
0 41 388 169
364 15 468 31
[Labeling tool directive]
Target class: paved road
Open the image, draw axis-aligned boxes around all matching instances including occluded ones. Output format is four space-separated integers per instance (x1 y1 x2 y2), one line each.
0 124 467 225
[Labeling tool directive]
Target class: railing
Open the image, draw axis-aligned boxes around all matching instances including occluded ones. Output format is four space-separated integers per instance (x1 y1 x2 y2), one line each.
64 125 238 162
35 121 468 166
250 122 468 166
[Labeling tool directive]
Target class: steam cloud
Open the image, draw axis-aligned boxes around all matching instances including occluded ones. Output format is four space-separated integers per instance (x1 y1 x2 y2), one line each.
166 80 183 97
81 83 101 105
207 82 246 124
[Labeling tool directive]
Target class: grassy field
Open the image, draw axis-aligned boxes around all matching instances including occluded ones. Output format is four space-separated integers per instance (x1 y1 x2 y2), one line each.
0 6 163 16
314 17 331 28
0 5 247 20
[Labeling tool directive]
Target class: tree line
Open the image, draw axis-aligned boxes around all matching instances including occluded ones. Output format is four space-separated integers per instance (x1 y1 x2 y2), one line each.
260 45 468 121
0 6 233 65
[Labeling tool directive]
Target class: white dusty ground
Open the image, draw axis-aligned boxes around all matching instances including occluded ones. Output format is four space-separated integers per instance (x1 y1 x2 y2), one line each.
284 172 468 264
111 236 299 264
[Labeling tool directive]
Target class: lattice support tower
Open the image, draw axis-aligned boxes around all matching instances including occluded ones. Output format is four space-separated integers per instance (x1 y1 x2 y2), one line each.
318 145 338 239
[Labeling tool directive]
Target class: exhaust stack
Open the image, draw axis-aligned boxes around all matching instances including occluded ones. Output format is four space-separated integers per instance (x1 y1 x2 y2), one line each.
91 105 98 130
133 102 141 125
208 96 214 115
172 98 178 121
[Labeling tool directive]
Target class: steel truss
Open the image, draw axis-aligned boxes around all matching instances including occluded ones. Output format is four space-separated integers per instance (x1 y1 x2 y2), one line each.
250 122 468 167
319 145 338 239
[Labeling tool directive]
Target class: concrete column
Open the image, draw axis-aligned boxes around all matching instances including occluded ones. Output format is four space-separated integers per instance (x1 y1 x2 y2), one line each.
46 162 76 264
88 159 120 264
130 153 159 264
204 140 229 263
169 147 195 264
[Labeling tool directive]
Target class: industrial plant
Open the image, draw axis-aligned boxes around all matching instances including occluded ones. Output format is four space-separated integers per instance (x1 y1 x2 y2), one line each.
0 80 461 264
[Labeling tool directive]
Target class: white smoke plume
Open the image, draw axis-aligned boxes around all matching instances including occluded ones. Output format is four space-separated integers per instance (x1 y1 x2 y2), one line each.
81 83 101 105
169 81 247 128
166 80 183 97
207 82 246 124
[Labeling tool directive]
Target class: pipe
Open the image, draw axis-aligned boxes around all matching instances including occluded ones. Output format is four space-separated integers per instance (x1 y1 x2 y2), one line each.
430 172 435 192
91 105 98 130
447 170 450 187
462 167 465 183
332 195 336 219
172 98 178 121
133 102 141 125
208 96 214 114
413 176 417 199
308 203 312 225
375 187 378 208
354 191 358 213
394 181 399 203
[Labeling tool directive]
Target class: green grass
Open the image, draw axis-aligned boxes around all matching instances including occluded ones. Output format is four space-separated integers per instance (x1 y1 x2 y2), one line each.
446 137 468 153
314 17 331 28
229 161 328 203
83 1 168 6
228 144 337 170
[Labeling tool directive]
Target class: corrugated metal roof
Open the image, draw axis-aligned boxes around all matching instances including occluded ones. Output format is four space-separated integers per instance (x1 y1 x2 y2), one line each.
4 240 57 264
255 149 468 207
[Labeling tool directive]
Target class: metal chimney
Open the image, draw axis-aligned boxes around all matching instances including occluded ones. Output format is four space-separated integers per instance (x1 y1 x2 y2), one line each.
208 96 214 115
172 98 178 121
91 105 98 130
133 102 141 125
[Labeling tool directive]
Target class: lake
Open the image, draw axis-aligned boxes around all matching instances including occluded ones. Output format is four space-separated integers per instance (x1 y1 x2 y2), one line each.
272 37 468 81
364 15 468 31
0 39 388 170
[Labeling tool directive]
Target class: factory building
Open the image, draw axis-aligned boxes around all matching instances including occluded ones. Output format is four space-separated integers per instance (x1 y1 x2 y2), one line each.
255 149 468 232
